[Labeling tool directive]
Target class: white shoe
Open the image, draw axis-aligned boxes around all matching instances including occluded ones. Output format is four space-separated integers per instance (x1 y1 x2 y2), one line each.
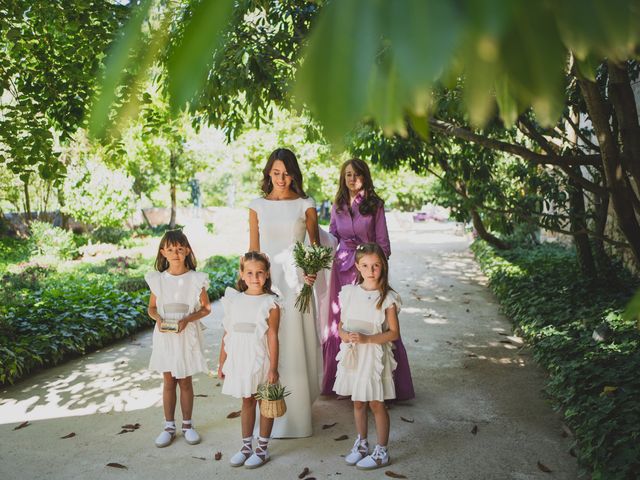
356 445 390 470
154 426 176 448
230 450 252 467
244 449 270 469
182 423 201 445
345 435 368 466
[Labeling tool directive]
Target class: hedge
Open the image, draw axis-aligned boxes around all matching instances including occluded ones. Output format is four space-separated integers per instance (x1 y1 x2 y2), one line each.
471 240 640 480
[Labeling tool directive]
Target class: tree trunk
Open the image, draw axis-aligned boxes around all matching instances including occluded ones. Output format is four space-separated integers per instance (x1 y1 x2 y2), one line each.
57 187 69 230
607 60 640 192
169 151 177 229
578 75 640 268
470 209 511 249
23 176 31 223
567 168 596 277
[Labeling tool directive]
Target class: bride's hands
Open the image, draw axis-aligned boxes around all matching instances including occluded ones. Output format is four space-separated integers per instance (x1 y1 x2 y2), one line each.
303 273 317 286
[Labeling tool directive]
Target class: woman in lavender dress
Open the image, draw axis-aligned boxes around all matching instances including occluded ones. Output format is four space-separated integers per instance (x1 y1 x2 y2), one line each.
321 158 415 400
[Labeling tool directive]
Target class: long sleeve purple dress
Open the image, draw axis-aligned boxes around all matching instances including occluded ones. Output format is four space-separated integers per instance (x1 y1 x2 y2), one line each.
321 193 415 400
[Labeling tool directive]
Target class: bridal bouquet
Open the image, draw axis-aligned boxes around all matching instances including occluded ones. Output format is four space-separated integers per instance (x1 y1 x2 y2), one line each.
292 241 334 313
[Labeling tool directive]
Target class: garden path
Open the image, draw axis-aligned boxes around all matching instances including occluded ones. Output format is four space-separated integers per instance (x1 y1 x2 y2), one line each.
0 214 579 479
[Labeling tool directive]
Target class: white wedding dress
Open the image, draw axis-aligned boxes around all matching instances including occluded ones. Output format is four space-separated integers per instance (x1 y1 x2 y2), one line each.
249 197 321 438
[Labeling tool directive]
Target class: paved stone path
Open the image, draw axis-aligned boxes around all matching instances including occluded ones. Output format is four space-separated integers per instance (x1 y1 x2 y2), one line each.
0 214 578 479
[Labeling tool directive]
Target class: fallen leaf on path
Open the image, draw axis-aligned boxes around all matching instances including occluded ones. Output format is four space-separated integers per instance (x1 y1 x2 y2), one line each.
322 422 337 429
194 394 208 397
106 463 127 469
13 421 30 430
215 382 221 387
466 308 470 312
449 285 454 287
117 429 133 434
445 341 452 345
121 423 140 430
499 340 512 344
498 332 509 336
226 410 241 418
385 471 407 479
569 448 577 457
400 417 414 423
298 466 310 478
471 425 478 435
60 432 76 439
214 451 222 461
424 313 432 317
414 339 419 343
462 300 470 304
334 434 348 441
466 353 478 358
537 461 552 473
192 456 206 461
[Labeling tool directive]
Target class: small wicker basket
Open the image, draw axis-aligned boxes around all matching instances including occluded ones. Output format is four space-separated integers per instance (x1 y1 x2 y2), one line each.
260 398 287 418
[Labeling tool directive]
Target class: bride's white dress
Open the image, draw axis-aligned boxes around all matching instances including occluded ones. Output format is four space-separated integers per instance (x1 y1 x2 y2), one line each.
249 196 322 438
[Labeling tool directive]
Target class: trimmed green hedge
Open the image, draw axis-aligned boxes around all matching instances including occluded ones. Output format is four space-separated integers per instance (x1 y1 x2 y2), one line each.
471 240 640 480
0 255 238 385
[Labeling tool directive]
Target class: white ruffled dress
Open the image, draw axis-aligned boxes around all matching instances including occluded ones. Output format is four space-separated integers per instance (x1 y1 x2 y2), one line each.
333 285 400 402
145 270 209 379
220 287 281 398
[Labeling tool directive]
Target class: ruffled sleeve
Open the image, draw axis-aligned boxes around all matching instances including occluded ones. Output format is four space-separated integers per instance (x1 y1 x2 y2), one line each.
220 287 241 332
381 291 402 314
257 294 282 335
190 271 210 310
301 196 316 212
144 271 161 298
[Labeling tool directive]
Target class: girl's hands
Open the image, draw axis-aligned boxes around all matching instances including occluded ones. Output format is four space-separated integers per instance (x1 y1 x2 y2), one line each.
348 332 369 344
177 318 189 333
217 364 225 380
303 273 317 286
267 368 279 384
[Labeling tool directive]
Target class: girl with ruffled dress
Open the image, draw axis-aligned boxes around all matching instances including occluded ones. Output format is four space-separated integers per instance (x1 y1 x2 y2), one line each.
218 251 281 469
145 230 211 448
335 242 401 470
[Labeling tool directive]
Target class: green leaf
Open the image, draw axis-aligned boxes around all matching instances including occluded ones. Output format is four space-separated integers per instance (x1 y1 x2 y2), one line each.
88 0 154 138
295 0 380 142
166 0 234 111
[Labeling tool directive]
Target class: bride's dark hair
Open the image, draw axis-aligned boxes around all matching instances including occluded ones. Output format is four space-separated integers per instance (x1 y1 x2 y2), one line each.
261 148 308 198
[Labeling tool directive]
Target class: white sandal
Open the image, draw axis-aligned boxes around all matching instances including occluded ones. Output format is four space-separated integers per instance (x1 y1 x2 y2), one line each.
154 421 176 448
230 436 253 467
245 437 270 469
345 435 369 465
181 420 201 445
356 444 390 470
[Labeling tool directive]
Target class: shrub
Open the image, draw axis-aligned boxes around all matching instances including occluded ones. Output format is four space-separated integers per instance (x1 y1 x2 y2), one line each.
28 221 78 260
202 255 239 301
472 240 640 479
91 226 131 245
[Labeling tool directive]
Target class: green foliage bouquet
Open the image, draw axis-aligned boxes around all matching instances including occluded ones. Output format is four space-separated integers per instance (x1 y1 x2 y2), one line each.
292 241 333 313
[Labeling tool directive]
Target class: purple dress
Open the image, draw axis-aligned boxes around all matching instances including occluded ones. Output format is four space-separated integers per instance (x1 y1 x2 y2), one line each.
321 193 415 400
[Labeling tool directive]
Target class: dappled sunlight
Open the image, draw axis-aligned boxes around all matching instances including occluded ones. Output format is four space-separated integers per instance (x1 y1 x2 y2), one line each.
0 347 166 424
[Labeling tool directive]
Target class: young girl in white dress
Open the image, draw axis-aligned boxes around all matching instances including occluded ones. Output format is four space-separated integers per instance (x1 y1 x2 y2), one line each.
145 230 211 448
334 242 400 470
218 251 281 469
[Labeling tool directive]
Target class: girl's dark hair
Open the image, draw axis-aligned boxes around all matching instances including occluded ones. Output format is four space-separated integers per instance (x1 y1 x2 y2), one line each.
355 242 395 310
334 158 383 216
260 148 307 198
154 230 197 272
237 251 276 295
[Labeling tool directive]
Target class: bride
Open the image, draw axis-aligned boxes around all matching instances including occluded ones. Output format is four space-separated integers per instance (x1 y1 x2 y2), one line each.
248 147 321 438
